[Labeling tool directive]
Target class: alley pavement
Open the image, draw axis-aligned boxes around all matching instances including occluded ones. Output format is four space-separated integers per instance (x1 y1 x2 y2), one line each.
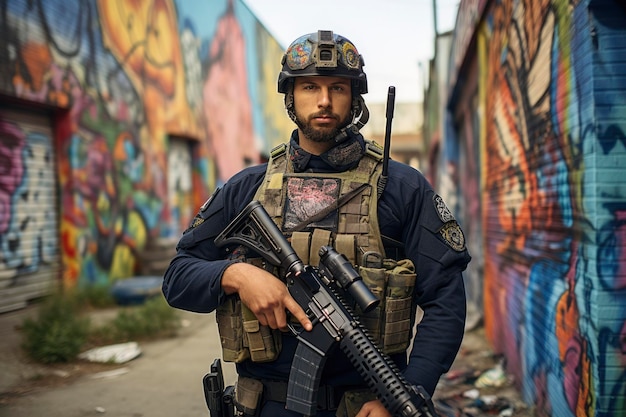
0 305 534 417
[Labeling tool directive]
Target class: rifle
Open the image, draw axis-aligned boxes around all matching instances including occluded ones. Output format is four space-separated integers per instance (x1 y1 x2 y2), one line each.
214 200 439 417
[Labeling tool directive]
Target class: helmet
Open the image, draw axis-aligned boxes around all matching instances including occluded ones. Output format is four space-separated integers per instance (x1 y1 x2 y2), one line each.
277 30 367 95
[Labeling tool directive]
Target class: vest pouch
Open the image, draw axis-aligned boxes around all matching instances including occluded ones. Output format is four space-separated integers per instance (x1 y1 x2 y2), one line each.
242 303 282 362
336 389 378 417
382 259 416 354
357 264 386 346
234 376 263 416
216 295 250 362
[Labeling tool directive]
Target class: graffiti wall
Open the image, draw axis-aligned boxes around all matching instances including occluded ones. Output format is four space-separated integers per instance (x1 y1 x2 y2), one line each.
0 110 61 312
0 0 292 293
472 0 625 415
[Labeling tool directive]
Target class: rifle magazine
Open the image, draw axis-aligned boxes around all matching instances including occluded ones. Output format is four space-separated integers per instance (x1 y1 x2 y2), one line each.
286 340 328 416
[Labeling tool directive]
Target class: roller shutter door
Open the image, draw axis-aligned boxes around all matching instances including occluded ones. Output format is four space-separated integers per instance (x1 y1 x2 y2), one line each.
0 107 60 312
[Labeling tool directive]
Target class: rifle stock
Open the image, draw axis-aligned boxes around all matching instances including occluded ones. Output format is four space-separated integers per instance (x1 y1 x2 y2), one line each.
215 201 438 417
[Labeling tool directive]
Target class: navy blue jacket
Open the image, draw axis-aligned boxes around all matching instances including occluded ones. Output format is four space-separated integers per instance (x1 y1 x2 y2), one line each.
163 134 470 396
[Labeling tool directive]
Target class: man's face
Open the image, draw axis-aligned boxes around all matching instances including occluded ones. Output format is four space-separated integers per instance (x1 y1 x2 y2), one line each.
292 76 353 143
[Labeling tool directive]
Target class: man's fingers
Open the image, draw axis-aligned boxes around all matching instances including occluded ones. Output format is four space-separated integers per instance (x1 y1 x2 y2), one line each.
285 297 312 331
256 313 269 327
265 315 279 330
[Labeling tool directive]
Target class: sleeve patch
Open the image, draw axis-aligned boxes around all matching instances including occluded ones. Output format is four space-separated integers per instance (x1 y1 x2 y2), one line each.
433 194 455 223
189 216 205 229
186 187 222 231
440 222 466 251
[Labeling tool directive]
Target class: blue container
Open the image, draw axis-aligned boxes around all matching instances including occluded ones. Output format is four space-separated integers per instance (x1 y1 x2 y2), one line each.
110 276 163 305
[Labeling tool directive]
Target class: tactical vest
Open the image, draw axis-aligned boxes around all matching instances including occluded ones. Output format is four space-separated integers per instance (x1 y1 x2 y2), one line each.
216 141 417 363
255 141 385 266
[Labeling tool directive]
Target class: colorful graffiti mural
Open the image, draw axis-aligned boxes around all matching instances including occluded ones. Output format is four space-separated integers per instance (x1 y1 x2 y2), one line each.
0 0 291 291
475 0 626 415
0 114 59 285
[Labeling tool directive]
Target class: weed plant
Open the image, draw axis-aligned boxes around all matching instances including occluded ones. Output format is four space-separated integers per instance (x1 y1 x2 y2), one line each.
21 292 90 363
21 287 179 364
89 297 179 345
72 284 117 309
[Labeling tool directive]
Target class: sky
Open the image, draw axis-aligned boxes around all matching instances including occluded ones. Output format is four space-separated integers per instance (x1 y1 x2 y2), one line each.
242 0 460 103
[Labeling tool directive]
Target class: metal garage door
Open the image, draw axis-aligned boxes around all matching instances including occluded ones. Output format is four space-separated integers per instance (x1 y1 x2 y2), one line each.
0 107 60 313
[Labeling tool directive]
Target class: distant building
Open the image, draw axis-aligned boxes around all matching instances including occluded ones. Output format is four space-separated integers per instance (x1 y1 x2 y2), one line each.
360 101 423 171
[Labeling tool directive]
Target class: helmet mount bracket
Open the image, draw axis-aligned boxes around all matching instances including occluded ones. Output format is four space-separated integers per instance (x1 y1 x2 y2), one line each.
315 30 338 69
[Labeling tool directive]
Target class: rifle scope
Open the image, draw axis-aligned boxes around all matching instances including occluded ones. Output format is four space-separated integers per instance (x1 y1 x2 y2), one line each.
318 246 380 313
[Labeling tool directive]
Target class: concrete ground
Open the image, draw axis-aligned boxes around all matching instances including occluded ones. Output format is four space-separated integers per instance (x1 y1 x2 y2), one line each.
0 305 535 417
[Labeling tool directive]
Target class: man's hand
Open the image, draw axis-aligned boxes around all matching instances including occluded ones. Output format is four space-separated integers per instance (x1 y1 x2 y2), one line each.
355 400 391 417
221 262 312 332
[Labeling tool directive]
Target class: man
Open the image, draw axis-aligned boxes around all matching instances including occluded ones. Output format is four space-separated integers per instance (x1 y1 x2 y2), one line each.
163 30 470 417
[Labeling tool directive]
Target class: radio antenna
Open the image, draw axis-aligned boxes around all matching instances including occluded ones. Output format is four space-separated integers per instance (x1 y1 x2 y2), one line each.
377 86 395 199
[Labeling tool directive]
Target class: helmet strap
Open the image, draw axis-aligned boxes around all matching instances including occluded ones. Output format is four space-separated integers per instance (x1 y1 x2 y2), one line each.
334 95 369 143
284 84 297 123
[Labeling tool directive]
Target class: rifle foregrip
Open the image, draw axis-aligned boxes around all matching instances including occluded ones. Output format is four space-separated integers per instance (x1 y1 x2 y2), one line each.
340 326 424 417
286 341 327 416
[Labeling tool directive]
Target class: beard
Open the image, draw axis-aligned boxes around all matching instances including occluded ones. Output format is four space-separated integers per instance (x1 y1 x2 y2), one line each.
294 110 352 143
